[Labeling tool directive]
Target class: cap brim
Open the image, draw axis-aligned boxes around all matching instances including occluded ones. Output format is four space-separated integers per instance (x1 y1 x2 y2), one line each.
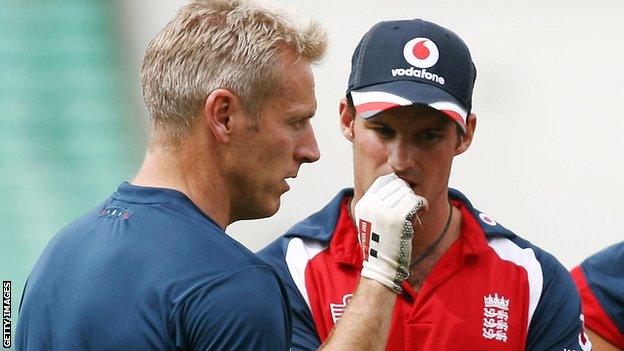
350 81 468 131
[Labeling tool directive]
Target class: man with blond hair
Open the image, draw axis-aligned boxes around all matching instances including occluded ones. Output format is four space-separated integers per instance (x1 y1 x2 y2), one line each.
17 1 326 349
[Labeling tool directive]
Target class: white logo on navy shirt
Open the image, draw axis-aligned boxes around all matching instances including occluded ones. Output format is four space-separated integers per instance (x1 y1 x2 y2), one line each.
99 206 133 220
577 314 592 351
482 293 510 342
479 212 498 226
330 293 353 324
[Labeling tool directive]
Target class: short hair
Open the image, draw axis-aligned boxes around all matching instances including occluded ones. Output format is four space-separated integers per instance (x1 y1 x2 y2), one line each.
141 0 327 148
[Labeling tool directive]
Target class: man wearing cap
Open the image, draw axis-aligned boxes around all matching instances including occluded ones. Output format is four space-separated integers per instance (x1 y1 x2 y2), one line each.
259 19 592 350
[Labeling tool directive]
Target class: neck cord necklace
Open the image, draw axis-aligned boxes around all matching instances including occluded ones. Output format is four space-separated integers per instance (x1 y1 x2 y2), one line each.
410 199 453 269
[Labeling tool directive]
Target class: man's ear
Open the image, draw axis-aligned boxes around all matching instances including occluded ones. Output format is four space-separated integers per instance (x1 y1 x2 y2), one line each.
202 89 241 144
339 98 356 142
455 113 477 155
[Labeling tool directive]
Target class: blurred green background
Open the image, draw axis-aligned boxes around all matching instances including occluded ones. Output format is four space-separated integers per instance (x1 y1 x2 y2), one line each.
0 1 143 347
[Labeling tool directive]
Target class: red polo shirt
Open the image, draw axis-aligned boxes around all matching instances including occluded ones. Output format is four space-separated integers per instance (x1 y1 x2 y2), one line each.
258 188 590 351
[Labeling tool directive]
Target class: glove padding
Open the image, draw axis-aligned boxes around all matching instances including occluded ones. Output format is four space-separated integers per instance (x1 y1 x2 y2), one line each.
355 173 427 293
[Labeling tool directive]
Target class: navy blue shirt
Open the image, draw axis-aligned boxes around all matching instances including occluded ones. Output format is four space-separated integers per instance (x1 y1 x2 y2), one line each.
17 183 291 350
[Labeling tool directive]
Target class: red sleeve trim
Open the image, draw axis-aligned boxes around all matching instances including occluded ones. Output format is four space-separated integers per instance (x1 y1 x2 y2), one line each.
571 266 624 348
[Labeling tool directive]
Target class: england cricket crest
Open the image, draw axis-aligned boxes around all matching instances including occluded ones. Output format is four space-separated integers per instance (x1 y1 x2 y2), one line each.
482 293 510 342
330 293 353 324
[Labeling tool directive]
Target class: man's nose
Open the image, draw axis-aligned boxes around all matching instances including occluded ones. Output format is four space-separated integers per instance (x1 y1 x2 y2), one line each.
295 126 321 164
387 140 416 172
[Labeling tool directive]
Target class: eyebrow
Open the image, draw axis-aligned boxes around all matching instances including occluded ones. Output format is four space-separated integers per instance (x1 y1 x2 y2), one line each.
421 122 448 131
366 117 450 130
365 119 386 125
287 112 315 122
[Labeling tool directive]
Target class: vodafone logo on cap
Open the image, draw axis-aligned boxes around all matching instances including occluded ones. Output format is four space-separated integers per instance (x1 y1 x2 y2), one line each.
403 37 439 68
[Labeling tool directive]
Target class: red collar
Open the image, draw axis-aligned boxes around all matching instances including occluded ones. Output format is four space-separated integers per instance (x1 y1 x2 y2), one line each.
328 196 364 268
328 195 491 269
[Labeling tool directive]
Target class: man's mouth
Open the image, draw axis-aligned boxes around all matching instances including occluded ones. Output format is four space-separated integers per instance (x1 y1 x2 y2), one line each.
396 175 418 190
282 174 297 191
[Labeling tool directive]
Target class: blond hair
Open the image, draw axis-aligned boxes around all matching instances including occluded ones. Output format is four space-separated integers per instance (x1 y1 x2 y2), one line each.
140 0 327 148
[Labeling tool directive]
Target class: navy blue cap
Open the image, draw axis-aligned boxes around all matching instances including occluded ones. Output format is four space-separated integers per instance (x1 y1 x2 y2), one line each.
346 19 476 130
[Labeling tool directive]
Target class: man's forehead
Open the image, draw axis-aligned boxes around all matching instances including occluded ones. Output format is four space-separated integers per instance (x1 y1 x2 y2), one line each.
265 57 316 114
268 87 316 119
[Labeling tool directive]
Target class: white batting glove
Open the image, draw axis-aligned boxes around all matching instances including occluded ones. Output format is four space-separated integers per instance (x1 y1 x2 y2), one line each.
355 173 427 293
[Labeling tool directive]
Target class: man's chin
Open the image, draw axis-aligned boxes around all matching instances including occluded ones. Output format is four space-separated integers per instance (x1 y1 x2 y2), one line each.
263 201 281 218
246 196 281 220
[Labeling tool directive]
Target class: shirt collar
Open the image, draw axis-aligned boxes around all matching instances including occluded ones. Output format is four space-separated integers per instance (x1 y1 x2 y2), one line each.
284 187 517 267
328 189 513 267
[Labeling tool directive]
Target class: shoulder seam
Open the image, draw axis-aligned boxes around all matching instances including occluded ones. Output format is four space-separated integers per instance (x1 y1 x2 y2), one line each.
286 237 329 308
487 236 544 332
